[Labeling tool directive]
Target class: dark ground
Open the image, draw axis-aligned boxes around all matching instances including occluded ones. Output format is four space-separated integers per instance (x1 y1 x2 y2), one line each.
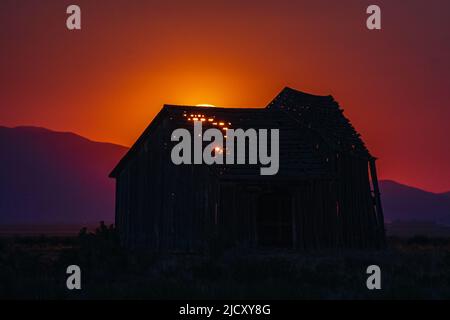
1 224 450 299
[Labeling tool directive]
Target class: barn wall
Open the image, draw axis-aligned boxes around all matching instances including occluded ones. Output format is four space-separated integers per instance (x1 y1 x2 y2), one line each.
214 180 338 251
290 180 340 250
335 154 384 249
213 164 384 252
214 182 256 250
116 117 218 253
115 119 385 253
115 119 171 251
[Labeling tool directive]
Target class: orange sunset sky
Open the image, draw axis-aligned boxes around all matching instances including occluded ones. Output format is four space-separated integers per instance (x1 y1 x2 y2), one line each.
1 0 449 193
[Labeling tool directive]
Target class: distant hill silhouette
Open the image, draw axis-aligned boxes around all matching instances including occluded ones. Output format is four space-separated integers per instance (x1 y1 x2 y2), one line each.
0 126 127 224
379 180 450 225
0 126 449 227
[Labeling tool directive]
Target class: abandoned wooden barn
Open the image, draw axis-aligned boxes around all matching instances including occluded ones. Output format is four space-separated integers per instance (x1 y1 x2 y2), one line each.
109 87 386 252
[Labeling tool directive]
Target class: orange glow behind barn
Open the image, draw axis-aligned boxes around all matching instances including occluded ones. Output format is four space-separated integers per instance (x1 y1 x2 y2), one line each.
0 1 449 192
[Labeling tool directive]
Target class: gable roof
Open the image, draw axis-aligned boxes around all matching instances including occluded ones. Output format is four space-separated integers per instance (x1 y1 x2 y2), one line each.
109 87 373 178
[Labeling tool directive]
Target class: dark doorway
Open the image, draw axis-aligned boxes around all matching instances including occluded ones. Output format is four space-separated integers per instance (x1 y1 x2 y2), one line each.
256 192 293 248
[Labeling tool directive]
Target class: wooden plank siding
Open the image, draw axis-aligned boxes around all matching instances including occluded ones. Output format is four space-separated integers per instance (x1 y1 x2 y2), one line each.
115 136 384 252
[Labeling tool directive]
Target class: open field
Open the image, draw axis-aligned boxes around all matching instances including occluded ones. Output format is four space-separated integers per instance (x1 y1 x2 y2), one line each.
0 224 107 237
1 225 450 299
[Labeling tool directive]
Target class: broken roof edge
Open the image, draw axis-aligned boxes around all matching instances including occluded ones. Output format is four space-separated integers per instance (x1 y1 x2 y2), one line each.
266 86 335 107
268 87 375 159
163 104 265 112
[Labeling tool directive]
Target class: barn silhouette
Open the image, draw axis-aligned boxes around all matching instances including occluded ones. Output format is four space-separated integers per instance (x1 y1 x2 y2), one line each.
110 87 386 252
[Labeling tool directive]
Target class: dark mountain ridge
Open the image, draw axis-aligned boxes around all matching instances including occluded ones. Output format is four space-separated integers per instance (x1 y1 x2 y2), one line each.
0 126 449 228
0 126 127 224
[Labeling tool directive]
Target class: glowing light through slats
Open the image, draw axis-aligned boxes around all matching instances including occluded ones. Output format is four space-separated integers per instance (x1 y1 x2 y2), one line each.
183 111 231 139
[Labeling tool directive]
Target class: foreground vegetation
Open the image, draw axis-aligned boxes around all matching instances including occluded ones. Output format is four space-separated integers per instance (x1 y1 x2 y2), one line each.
1 223 450 299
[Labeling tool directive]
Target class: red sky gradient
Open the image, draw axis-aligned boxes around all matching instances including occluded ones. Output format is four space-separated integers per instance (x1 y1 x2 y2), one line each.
1 0 449 193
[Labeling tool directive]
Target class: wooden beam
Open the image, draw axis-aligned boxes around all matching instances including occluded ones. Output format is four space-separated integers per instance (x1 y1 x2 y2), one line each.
369 158 386 248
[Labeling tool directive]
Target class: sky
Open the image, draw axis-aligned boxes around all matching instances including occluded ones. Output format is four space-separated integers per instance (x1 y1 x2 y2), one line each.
1 0 449 193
